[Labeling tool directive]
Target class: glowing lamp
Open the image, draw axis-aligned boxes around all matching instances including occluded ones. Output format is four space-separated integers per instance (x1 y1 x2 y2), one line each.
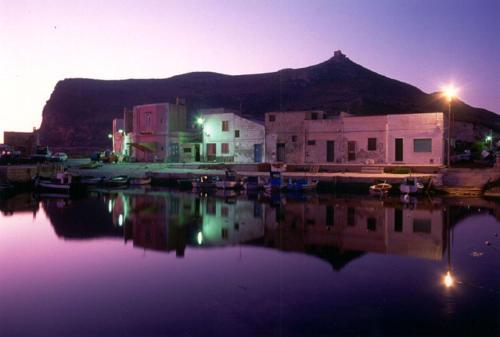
108 133 113 139
442 85 458 102
197 231 203 245
196 117 204 125
443 271 454 288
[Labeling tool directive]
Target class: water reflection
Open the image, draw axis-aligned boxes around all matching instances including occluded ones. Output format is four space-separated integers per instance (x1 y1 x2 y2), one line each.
23 190 499 270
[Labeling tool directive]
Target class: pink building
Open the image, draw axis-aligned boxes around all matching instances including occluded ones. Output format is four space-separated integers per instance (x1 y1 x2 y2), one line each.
112 118 124 154
129 101 188 162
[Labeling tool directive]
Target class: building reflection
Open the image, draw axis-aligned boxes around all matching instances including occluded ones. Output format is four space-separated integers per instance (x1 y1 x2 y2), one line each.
24 190 499 270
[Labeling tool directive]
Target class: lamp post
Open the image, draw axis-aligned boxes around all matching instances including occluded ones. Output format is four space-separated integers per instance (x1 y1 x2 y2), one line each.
443 85 458 167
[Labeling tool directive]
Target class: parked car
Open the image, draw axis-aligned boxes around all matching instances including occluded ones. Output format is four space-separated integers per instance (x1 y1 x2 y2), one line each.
31 146 51 162
451 149 471 163
0 145 21 164
50 152 68 162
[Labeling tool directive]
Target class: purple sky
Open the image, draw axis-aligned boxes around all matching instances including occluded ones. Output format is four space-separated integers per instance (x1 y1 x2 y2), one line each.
1 0 498 142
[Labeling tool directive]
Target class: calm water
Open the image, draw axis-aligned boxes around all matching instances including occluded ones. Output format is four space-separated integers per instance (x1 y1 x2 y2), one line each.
0 189 499 337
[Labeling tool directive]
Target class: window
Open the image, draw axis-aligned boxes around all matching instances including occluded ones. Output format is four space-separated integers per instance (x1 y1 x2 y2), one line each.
368 138 377 151
311 112 318 120
145 112 152 131
347 207 355 226
206 199 216 214
367 217 377 231
326 206 334 227
307 140 316 146
222 120 229 131
414 139 432 152
235 130 240 138
221 207 229 217
183 147 192 153
413 218 431 233
221 143 229 154
291 135 297 142
395 209 403 232
269 114 276 122
221 228 229 239
207 143 216 155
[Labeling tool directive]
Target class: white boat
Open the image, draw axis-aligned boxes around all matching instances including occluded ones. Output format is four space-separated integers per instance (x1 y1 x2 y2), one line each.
369 182 392 196
79 176 103 185
129 176 152 185
34 172 73 192
399 177 424 194
215 170 241 189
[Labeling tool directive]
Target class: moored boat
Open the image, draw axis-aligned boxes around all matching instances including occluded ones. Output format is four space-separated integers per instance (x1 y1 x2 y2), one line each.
243 176 263 190
215 169 241 189
129 176 152 185
79 176 103 185
399 177 424 194
369 182 392 196
264 171 286 193
34 172 74 192
192 175 217 189
102 175 129 187
285 178 318 192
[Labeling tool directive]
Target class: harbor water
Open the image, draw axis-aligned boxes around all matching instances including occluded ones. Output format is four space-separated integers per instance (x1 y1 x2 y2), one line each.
0 189 499 336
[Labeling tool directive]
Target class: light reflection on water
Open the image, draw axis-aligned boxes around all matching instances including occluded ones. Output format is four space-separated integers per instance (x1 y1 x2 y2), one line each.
0 190 499 337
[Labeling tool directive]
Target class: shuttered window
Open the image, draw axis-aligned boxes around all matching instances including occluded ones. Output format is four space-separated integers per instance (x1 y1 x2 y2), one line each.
414 139 432 152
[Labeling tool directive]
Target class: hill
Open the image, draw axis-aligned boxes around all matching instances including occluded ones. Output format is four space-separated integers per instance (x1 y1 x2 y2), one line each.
38 51 499 149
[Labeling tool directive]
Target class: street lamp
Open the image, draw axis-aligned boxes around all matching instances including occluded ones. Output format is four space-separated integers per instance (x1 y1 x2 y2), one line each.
196 117 204 126
442 85 459 167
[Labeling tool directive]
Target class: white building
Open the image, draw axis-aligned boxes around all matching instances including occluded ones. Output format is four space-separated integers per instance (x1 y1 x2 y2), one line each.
265 111 444 165
199 108 265 163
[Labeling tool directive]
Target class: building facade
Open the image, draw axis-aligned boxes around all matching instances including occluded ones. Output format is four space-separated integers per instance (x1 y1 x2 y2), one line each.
265 111 444 165
199 108 265 163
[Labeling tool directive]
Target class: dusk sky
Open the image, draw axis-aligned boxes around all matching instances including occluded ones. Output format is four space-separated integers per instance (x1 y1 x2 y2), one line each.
1 0 499 142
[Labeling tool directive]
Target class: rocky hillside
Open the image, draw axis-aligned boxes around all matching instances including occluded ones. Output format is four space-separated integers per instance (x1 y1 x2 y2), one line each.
39 51 499 149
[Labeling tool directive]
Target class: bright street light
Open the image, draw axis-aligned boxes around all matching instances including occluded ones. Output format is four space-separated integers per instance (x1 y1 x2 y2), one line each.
443 270 454 288
196 117 204 125
442 85 458 103
108 133 113 139
442 84 459 167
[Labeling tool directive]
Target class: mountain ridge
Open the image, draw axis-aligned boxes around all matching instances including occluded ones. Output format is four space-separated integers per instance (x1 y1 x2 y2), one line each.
39 51 499 149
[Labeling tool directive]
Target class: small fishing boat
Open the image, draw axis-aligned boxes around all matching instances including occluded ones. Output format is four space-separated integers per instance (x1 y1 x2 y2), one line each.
399 177 424 194
264 171 286 193
369 182 392 196
102 175 129 187
34 172 74 192
192 175 217 189
129 176 152 185
285 178 318 192
79 176 103 185
215 169 241 189
243 176 263 190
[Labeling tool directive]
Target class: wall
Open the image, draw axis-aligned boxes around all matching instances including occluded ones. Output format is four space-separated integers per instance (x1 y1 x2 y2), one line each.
201 109 265 163
266 111 444 165
387 113 444 165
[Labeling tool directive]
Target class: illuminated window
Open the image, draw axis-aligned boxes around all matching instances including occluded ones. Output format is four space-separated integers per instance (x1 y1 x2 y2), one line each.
222 120 229 131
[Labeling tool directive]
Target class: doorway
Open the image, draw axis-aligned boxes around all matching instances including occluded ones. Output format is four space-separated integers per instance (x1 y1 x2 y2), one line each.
277 143 285 162
254 144 263 163
327 141 335 162
347 141 356 161
395 138 403 162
